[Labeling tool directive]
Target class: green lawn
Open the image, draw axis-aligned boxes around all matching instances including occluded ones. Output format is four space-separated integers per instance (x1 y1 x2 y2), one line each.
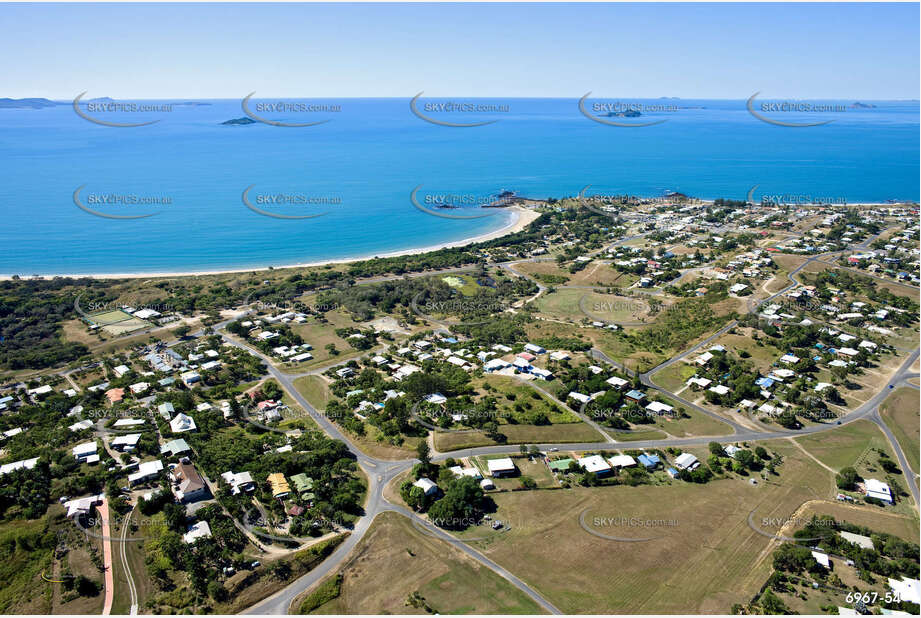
301 512 544 614
879 387 920 474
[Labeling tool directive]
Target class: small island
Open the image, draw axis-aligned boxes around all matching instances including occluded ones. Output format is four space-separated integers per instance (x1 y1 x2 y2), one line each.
851 101 877 109
0 97 60 109
220 117 257 125
605 109 642 118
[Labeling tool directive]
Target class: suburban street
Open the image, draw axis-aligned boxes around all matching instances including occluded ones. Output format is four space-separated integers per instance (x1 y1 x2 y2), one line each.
219 259 920 614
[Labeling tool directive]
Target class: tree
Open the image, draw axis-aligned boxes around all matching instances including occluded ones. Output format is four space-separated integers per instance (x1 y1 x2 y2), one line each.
760 589 791 615
416 441 431 466
836 466 860 490
708 441 724 455
426 477 483 528
519 476 537 490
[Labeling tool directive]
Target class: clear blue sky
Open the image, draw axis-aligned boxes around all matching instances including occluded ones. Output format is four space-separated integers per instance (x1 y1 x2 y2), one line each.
2 2 918 99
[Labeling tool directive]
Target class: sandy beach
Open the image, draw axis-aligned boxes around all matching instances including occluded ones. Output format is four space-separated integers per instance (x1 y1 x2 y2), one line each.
3 205 542 281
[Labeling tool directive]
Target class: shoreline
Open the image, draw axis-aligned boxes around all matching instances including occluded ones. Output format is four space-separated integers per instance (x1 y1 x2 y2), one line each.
1 206 541 281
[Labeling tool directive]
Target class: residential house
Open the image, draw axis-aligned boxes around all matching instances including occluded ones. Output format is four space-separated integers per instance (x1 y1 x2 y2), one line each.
171 462 209 503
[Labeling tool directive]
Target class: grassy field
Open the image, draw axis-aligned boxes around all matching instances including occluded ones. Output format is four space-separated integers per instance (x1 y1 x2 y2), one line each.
299 512 545 615
649 362 697 393
431 375 604 450
462 439 832 613
766 500 920 614
608 428 669 441
0 506 105 615
288 309 367 370
534 288 654 325
434 422 603 451
797 500 919 542
109 509 154 615
523 319 665 373
879 387 920 474
794 419 893 472
292 375 331 410
291 376 421 459
795 419 916 515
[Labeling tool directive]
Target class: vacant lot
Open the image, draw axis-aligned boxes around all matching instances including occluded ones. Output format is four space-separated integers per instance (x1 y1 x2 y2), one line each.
292 375 331 410
534 288 654 325
795 419 916 515
434 422 603 452
288 309 367 369
795 419 893 472
879 387 920 474
301 512 544 615
464 439 831 613
292 376 420 460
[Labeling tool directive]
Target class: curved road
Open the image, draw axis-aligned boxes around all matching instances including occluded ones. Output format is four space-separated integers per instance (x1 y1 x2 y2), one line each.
225 237 918 614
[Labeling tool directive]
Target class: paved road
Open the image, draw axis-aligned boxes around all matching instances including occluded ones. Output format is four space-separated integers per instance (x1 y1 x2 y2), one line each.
118 507 139 615
225 236 919 614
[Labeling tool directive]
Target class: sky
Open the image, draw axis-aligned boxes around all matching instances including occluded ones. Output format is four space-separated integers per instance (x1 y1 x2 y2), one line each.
2 2 918 99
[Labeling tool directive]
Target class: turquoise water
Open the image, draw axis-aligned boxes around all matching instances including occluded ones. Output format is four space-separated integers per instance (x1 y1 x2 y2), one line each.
1 98 917 275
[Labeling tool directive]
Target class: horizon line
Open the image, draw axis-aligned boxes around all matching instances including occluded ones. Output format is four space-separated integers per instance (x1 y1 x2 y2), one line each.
9 95 921 102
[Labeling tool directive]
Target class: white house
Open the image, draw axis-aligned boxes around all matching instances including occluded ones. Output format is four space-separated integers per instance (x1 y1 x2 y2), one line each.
811 550 830 568
220 470 255 495
128 459 164 485
487 457 517 477
170 412 197 433
605 376 629 389
412 478 439 496
674 453 699 471
577 455 611 475
72 441 98 461
608 454 636 468
645 401 674 415
864 478 893 504
111 433 142 452
183 520 213 544
888 577 921 605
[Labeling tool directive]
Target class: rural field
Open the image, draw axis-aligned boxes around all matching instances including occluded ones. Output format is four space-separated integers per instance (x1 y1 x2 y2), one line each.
455 440 832 614
879 387 920 474
297 512 545 615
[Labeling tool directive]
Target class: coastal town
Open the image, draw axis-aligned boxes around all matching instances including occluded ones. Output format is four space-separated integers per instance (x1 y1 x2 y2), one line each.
0 193 918 615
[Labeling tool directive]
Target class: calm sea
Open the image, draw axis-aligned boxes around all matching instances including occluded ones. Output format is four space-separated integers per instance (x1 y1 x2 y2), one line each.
1 98 917 275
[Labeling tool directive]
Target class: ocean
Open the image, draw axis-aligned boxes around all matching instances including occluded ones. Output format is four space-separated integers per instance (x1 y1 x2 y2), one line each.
1 97 917 275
